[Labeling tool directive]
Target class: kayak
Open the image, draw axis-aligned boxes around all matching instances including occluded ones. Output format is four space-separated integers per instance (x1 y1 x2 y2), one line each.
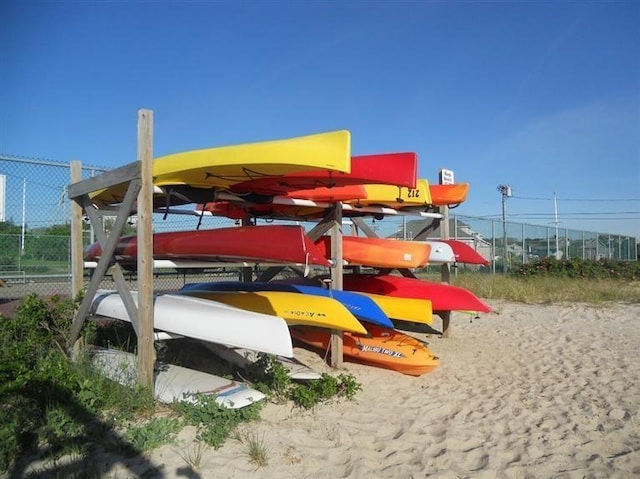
229 152 418 195
428 239 489 266
346 179 433 209
90 130 351 207
180 290 367 334
83 225 331 267
354 292 433 325
428 183 469 206
89 290 294 357
341 274 491 314
290 323 440 376
314 236 432 269
180 281 394 328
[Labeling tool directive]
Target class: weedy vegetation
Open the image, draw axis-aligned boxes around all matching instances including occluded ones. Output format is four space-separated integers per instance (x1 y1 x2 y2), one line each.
422 258 640 304
0 293 362 476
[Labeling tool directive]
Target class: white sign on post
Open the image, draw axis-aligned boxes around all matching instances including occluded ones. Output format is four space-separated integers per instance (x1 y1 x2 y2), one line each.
439 168 454 185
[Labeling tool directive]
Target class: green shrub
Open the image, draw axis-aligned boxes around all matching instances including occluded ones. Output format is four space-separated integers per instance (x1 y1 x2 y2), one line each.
289 372 361 409
174 394 262 448
0 294 363 474
513 258 640 280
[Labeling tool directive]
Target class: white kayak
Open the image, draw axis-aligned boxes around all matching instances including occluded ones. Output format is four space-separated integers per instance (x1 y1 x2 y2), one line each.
202 342 322 381
90 347 266 408
90 290 293 358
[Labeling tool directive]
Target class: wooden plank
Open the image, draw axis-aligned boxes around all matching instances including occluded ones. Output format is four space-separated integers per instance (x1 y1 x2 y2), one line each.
351 217 377 239
70 161 84 299
409 217 440 241
83 187 141 332
68 161 140 199
137 109 155 390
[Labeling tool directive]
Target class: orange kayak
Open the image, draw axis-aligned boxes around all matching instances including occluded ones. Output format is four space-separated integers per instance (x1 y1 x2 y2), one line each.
428 183 469 206
315 236 432 269
290 323 440 376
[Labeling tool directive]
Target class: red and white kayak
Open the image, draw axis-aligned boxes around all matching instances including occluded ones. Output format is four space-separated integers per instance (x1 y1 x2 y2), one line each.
341 274 491 314
430 239 489 265
423 240 456 264
425 240 489 266
83 225 331 267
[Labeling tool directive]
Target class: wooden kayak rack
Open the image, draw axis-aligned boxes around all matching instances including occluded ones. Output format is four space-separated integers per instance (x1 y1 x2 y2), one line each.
68 109 452 392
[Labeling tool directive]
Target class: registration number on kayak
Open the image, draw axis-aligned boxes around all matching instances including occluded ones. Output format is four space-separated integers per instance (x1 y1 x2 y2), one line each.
359 345 404 358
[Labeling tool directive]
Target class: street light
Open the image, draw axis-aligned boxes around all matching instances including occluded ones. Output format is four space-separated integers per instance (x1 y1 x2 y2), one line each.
497 185 512 273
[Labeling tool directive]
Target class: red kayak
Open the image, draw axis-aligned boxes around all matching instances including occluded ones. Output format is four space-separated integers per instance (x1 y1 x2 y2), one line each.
341 274 491 314
284 184 368 202
83 225 331 267
230 152 418 195
427 239 490 266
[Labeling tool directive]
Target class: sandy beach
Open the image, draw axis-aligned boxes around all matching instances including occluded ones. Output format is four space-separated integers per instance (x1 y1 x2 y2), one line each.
85 301 640 477
126 300 640 478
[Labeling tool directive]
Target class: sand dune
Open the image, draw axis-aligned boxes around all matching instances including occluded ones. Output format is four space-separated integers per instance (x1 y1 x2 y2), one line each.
114 301 640 478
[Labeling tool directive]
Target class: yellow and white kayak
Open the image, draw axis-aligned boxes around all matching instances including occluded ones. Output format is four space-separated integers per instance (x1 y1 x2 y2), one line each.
90 130 351 206
181 290 367 334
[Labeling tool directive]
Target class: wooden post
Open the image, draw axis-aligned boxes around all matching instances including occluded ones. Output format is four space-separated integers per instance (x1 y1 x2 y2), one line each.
241 219 253 282
329 203 343 368
137 109 155 390
439 203 451 337
70 161 84 299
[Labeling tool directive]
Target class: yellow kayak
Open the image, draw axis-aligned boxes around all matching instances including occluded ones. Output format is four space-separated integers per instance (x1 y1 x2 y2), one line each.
91 130 351 206
346 178 433 209
357 292 433 325
181 290 367 334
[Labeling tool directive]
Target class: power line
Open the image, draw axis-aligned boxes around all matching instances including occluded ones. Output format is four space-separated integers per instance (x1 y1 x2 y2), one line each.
509 211 640 216
512 195 640 202
512 216 640 221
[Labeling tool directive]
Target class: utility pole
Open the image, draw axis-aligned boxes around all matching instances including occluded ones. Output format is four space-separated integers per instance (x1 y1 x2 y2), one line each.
497 184 512 273
553 192 560 259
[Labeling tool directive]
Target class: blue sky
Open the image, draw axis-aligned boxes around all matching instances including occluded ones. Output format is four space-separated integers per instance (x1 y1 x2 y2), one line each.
1 0 639 236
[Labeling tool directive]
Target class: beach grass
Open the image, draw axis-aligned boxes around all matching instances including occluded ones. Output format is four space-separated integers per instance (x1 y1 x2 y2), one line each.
451 274 640 304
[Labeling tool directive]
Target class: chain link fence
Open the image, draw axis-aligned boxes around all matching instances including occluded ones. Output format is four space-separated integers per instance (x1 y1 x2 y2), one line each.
1 155 637 300
371 214 638 274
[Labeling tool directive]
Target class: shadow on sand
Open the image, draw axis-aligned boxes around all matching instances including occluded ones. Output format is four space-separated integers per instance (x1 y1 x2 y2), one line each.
4 378 201 478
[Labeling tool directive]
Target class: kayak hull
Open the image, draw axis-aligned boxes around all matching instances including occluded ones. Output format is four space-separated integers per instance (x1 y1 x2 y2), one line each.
428 183 469 206
230 152 418 195
90 290 294 357
290 323 440 376
180 281 394 328
180 290 367 334
83 225 330 267
90 130 352 206
315 236 432 269
342 274 491 314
